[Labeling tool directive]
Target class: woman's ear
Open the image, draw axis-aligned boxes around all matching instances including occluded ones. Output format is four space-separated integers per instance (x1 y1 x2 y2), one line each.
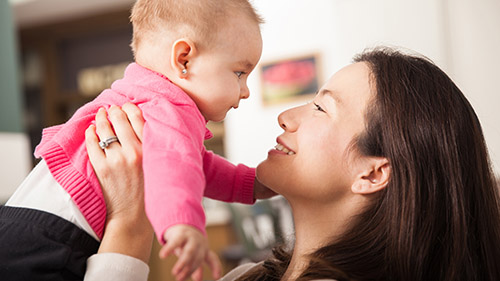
351 157 391 195
171 38 196 79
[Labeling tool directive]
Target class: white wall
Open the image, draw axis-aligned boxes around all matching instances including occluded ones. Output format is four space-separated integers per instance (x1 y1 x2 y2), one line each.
444 0 500 175
0 133 31 203
225 0 500 175
226 0 444 164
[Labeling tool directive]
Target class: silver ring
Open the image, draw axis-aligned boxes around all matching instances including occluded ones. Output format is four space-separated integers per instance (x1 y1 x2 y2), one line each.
99 136 119 149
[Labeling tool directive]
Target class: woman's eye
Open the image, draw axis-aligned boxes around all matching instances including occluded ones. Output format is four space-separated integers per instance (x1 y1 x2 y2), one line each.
235 71 244 78
314 102 326 112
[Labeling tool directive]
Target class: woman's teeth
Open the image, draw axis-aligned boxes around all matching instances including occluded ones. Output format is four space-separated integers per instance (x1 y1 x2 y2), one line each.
275 144 295 155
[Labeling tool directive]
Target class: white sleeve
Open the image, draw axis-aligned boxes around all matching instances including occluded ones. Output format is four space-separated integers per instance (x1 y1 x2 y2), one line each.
84 253 150 281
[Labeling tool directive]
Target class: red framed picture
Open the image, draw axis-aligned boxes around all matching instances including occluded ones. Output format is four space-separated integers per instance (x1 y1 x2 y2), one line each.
260 54 321 105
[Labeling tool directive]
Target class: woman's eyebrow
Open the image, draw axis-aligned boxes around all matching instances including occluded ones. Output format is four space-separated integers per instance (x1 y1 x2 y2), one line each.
319 89 341 104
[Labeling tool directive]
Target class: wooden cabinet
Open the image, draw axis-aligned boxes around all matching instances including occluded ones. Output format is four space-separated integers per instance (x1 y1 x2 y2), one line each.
19 9 134 158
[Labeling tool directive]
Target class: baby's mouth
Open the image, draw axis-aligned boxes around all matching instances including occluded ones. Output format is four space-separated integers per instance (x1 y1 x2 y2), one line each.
275 144 296 155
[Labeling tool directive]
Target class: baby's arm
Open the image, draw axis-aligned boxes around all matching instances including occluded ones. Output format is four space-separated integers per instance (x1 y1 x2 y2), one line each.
140 103 222 280
203 149 276 202
253 177 278 199
140 102 207 237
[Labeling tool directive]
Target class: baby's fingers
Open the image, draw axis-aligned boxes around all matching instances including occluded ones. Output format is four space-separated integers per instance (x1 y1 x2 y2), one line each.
190 267 204 281
172 242 204 280
159 236 185 259
184 251 222 281
206 250 222 280
174 265 192 281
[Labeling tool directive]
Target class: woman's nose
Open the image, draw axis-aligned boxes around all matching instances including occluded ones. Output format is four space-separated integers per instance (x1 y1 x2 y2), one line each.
278 105 301 131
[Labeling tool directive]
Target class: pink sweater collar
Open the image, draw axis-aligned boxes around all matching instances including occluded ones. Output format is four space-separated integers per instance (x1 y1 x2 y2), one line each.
117 63 213 139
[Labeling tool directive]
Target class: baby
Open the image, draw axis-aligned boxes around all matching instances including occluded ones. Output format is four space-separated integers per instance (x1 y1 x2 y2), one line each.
1 0 264 280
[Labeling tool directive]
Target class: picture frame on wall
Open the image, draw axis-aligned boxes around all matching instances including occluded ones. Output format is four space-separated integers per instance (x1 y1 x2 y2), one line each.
260 54 321 105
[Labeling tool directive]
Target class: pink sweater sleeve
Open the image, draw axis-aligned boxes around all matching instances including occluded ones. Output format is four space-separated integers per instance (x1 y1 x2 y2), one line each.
203 149 256 204
140 102 207 243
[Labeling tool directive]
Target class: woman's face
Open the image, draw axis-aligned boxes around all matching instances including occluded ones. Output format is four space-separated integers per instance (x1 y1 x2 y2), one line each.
256 62 374 205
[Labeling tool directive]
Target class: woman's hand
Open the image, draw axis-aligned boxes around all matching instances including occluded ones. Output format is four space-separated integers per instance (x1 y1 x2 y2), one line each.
85 103 153 263
86 104 145 222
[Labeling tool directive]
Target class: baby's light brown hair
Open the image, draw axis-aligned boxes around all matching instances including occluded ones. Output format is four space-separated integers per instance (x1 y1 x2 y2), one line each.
130 0 264 57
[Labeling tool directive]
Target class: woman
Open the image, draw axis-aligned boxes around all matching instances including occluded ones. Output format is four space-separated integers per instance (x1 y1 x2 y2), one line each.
86 47 500 281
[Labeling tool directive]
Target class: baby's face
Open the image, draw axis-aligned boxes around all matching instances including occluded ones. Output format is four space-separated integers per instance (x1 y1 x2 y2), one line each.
186 17 263 122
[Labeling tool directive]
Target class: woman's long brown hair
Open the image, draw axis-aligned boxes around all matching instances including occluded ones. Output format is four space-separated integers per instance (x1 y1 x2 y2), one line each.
237 47 500 281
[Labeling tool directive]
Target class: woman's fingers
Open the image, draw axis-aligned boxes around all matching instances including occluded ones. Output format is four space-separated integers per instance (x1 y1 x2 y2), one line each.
107 105 143 168
90 105 143 182
95 107 114 140
122 102 144 142
85 124 105 171
91 105 144 156
95 107 121 155
107 106 138 150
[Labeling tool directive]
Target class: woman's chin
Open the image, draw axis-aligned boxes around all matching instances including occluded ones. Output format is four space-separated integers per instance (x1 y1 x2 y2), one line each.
256 162 272 185
256 161 282 194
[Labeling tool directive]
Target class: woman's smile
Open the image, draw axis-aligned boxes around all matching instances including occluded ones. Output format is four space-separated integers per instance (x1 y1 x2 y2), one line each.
274 140 296 155
274 143 296 155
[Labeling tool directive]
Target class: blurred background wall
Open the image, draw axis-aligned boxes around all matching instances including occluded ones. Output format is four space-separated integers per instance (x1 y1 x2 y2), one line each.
0 0 31 203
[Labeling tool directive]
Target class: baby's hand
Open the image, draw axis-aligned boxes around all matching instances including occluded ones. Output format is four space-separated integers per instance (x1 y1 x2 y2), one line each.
254 177 278 200
160 225 222 281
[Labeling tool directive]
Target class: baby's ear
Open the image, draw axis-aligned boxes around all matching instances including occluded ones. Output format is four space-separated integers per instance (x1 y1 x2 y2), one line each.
171 38 196 78
351 157 390 195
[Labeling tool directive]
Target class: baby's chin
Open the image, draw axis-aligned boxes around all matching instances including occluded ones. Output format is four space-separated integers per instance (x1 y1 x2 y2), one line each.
205 111 229 123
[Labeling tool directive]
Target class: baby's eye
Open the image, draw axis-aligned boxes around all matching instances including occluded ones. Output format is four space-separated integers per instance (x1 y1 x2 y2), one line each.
235 71 244 78
314 102 326 112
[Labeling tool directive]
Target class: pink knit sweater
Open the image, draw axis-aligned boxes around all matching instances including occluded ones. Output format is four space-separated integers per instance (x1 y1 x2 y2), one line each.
34 63 255 240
